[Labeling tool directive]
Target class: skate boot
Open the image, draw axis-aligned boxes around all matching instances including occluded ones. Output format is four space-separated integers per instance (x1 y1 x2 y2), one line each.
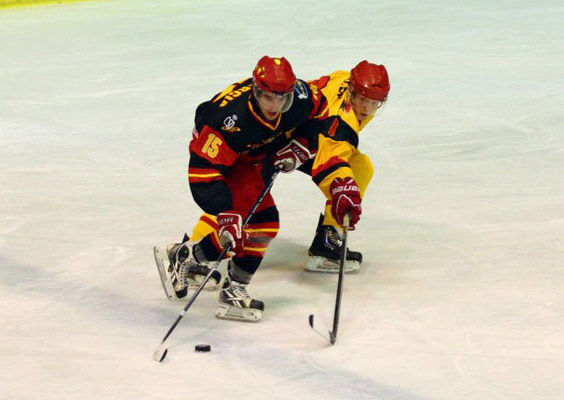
215 264 264 322
153 238 221 301
305 223 362 274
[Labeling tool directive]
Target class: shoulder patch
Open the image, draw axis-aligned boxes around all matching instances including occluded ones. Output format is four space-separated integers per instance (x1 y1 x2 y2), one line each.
295 80 309 100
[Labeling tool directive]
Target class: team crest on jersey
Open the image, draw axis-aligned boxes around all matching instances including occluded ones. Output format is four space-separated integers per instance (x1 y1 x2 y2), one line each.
295 80 308 100
222 115 241 132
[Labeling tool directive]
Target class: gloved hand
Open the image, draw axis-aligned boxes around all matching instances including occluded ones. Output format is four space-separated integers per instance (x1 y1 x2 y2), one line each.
217 211 246 256
330 177 362 229
272 138 313 173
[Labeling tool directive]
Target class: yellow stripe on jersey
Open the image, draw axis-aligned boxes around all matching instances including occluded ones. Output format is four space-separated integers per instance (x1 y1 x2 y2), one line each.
188 173 223 178
243 246 267 253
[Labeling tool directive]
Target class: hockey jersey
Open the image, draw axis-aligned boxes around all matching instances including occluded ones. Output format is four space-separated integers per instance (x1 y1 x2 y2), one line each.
188 78 325 215
307 71 374 197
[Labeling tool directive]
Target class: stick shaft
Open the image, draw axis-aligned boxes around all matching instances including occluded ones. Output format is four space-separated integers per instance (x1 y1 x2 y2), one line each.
158 169 281 346
330 213 350 344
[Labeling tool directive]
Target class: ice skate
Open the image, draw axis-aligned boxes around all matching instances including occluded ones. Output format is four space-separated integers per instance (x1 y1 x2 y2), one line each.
215 274 264 322
305 223 362 274
154 240 221 301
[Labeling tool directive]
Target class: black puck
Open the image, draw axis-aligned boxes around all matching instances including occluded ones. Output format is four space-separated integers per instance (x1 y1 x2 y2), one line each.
195 344 211 353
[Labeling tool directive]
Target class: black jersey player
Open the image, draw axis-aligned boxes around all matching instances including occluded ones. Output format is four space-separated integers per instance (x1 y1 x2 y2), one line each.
155 56 326 322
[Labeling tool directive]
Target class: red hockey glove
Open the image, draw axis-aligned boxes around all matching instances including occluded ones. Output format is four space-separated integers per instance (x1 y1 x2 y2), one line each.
217 211 246 256
272 138 313 173
330 177 362 230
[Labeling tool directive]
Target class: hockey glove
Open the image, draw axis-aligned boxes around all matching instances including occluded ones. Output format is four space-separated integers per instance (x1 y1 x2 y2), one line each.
330 177 362 230
272 138 313 173
217 211 246 256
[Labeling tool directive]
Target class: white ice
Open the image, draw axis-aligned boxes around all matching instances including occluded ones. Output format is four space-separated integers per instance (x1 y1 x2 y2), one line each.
1 0 563 399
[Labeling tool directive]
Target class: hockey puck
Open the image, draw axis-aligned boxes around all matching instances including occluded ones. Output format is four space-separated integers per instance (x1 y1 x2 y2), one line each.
195 344 211 353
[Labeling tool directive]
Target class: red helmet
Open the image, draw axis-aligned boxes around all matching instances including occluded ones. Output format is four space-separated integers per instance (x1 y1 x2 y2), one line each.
252 56 296 94
350 61 390 101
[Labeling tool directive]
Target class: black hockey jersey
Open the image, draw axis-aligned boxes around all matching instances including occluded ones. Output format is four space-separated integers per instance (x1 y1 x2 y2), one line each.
188 78 326 215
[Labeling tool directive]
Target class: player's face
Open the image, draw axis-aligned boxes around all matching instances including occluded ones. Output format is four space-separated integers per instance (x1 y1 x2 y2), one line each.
256 90 289 121
350 91 384 122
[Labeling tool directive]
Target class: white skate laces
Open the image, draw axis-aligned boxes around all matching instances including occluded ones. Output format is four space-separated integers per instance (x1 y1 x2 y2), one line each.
216 277 264 322
224 280 251 303
173 243 220 290
326 229 343 248
172 248 190 289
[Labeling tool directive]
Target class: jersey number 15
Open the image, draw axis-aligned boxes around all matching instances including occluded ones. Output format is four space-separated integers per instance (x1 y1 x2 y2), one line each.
202 133 223 158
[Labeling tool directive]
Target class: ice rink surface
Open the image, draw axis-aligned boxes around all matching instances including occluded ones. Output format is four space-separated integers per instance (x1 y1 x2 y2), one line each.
1 0 563 399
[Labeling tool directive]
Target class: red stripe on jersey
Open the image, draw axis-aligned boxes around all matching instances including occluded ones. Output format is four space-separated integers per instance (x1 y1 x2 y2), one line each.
245 222 279 237
246 222 279 230
305 80 329 120
311 156 346 179
244 240 270 249
309 76 330 91
201 214 219 230
243 249 266 257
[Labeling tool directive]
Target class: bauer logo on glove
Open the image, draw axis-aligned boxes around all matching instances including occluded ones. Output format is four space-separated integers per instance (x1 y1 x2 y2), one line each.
330 177 362 229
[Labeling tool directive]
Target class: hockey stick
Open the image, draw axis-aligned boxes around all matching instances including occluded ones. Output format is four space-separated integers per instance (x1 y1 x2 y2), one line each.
309 213 350 345
153 168 282 362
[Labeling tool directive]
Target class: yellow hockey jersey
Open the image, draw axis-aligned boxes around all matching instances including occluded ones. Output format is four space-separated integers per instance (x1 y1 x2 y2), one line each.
308 71 374 197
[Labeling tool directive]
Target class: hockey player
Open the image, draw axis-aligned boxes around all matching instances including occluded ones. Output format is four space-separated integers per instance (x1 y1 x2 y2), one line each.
300 61 390 273
155 56 325 322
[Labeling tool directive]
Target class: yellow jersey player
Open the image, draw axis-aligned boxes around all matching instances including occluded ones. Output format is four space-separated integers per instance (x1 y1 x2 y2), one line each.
301 60 390 273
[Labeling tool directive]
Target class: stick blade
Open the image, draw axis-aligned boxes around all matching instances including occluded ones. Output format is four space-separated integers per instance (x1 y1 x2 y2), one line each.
308 314 315 328
153 344 168 363
308 314 333 343
329 331 337 345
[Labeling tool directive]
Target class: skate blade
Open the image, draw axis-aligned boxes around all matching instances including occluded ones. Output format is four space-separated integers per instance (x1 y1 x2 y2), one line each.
188 280 220 291
305 256 360 274
215 303 262 322
153 246 178 301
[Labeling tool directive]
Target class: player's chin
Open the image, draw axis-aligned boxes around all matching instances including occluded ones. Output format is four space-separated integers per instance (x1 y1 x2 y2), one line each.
264 111 280 121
